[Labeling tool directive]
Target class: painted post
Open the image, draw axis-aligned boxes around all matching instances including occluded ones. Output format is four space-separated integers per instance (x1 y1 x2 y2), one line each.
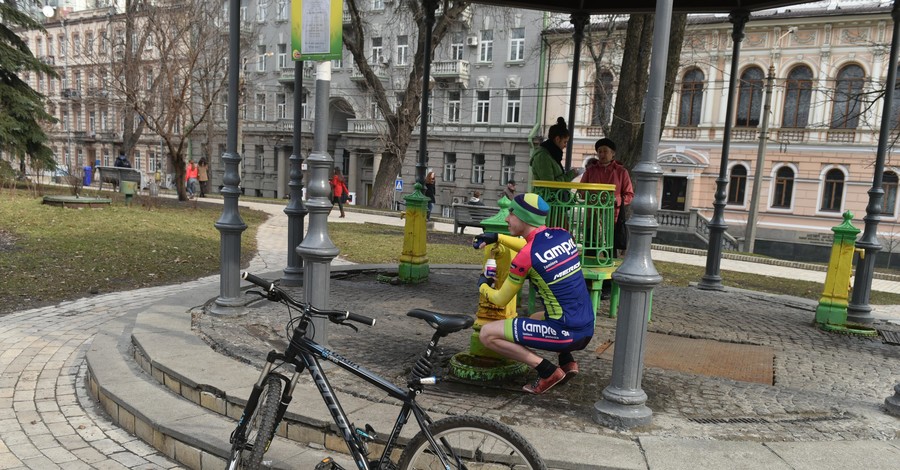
398 184 430 283
814 211 874 336
450 198 527 381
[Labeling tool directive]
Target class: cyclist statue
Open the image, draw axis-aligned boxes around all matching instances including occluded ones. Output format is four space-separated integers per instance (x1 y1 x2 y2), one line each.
473 193 594 395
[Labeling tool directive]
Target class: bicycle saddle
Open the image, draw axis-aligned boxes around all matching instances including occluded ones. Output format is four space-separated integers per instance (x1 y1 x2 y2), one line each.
407 309 474 335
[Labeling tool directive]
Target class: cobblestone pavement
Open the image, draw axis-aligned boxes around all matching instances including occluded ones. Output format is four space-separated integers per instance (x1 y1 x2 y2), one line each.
196 268 900 444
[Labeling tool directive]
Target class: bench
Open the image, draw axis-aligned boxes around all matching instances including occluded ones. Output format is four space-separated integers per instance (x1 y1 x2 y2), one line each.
97 166 142 192
451 203 498 234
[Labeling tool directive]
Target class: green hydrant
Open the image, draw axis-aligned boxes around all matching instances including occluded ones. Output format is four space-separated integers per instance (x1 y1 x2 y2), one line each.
814 211 875 336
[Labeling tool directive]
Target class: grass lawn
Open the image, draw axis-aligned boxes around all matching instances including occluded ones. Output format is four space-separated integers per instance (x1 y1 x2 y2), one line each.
0 189 267 315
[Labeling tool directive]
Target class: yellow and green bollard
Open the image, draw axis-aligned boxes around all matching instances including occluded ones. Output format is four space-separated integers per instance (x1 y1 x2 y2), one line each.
398 183 430 284
450 198 528 381
814 211 876 336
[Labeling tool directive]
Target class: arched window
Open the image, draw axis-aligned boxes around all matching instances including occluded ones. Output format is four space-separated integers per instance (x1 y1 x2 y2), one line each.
782 65 813 128
678 68 704 126
821 169 845 212
830 64 864 129
884 171 898 216
736 67 764 127
727 165 748 205
890 66 900 130
772 166 794 208
591 70 614 127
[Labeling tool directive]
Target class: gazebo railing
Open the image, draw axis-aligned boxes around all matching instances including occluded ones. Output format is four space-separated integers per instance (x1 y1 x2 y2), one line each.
532 180 617 268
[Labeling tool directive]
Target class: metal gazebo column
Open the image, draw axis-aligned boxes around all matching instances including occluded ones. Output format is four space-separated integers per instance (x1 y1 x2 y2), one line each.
564 12 589 171
281 62 308 287
847 2 900 325
212 0 247 315
697 10 750 291
592 0 671 429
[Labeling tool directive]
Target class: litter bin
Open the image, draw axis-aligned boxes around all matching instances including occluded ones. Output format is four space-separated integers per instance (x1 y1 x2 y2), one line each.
83 166 92 186
120 181 137 204
348 192 356 205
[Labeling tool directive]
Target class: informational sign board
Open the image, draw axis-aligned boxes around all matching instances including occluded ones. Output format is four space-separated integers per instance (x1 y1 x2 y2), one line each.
292 0 343 61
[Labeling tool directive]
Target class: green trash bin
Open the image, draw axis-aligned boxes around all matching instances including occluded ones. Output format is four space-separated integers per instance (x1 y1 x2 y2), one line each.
120 181 137 204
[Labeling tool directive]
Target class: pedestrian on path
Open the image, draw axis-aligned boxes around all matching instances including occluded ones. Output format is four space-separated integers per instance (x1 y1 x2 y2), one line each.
425 170 436 220
330 167 349 218
185 159 199 199
473 193 594 395
197 157 210 197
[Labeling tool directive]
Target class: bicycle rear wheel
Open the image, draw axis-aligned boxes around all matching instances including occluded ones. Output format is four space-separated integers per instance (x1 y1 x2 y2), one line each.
226 375 283 470
398 415 546 470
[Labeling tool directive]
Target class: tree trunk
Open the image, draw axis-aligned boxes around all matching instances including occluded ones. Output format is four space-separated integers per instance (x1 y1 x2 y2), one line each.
609 14 686 170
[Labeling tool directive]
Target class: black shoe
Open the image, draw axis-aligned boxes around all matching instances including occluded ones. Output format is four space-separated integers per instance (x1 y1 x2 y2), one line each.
601 291 610 300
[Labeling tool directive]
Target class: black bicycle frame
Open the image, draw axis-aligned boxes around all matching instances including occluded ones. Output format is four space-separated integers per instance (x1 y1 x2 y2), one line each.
263 331 442 470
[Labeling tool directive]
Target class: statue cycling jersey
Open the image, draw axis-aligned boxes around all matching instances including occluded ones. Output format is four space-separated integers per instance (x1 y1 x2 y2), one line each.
507 227 594 330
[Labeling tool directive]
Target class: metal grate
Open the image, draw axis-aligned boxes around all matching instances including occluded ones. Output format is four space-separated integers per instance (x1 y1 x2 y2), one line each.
689 415 849 425
880 330 900 346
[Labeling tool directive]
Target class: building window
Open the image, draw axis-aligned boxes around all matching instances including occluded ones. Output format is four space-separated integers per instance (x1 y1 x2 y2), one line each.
883 171 898 217
443 152 456 182
278 43 287 69
62 111 69 131
396 35 409 66
471 153 485 184
371 37 383 63
373 0 385 10
451 32 464 61
277 93 287 119
255 145 264 170
134 151 142 170
506 89 520 124
302 92 309 119
501 154 515 185
821 168 844 212
86 32 93 55
678 68 704 127
256 93 267 120
736 66 764 127
73 33 80 55
476 91 490 124
256 1 267 23
448 91 461 123
727 164 747 205
508 28 525 61
479 30 493 63
103 149 110 166
59 34 66 57
831 64 864 129
47 37 53 56
783 65 813 128
771 166 794 209
257 45 267 72
276 0 288 21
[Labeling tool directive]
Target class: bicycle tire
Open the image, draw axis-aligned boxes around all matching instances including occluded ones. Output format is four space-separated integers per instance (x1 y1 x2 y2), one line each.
398 415 547 470
225 375 283 470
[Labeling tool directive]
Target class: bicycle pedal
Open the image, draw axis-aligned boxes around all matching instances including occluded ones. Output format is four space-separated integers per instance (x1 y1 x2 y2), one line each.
314 457 346 470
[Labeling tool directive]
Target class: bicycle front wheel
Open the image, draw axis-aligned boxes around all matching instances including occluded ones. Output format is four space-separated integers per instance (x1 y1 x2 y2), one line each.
226 374 283 470
398 415 546 470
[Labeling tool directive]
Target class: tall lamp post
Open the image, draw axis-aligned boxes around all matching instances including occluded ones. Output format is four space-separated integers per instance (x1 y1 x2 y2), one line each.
745 27 795 253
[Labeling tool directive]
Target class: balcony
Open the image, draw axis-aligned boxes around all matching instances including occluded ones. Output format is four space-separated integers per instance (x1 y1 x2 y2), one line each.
343 9 351 24
730 128 757 141
39 55 55 65
776 128 808 143
826 129 856 144
350 66 389 82
346 118 387 134
432 60 470 82
61 88 82 100
278 66 315 85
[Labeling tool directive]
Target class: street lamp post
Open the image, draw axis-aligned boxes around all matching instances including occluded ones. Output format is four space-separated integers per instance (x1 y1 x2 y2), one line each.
744 65 774 253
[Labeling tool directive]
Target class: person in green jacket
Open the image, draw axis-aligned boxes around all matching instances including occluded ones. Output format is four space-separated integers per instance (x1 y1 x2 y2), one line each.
530 117 583 184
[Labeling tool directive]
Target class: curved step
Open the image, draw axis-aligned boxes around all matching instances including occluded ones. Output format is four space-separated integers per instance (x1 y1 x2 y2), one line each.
85 316 354 469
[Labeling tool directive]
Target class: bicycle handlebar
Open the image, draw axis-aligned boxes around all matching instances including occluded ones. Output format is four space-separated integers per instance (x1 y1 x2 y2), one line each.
241 272 376 327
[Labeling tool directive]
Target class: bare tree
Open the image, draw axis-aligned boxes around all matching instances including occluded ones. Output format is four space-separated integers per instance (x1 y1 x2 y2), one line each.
343 0 469 209
103 0 231 201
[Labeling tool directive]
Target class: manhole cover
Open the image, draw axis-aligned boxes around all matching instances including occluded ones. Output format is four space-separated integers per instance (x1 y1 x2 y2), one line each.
598 332 775 385
880 330 900 345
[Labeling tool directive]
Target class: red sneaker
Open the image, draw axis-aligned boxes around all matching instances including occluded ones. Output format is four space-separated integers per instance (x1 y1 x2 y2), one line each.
522 368 566 395
561 361 579 378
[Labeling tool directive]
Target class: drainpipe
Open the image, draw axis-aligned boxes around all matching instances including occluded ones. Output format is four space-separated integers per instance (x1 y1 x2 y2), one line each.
527 12 551 191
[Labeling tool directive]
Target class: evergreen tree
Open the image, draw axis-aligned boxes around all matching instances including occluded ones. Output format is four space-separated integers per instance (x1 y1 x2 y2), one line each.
0 1 58 173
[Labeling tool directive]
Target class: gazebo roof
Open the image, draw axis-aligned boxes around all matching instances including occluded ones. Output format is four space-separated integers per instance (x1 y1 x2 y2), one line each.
470 0 812 14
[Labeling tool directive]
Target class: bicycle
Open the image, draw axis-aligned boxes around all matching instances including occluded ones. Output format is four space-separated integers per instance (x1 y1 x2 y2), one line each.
226 272 547 470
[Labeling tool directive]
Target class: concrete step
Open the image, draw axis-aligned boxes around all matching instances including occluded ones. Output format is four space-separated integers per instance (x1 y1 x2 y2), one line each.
85 314 355 469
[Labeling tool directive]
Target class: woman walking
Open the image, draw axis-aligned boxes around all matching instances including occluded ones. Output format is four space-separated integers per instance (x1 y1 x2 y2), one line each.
330 167 349 218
